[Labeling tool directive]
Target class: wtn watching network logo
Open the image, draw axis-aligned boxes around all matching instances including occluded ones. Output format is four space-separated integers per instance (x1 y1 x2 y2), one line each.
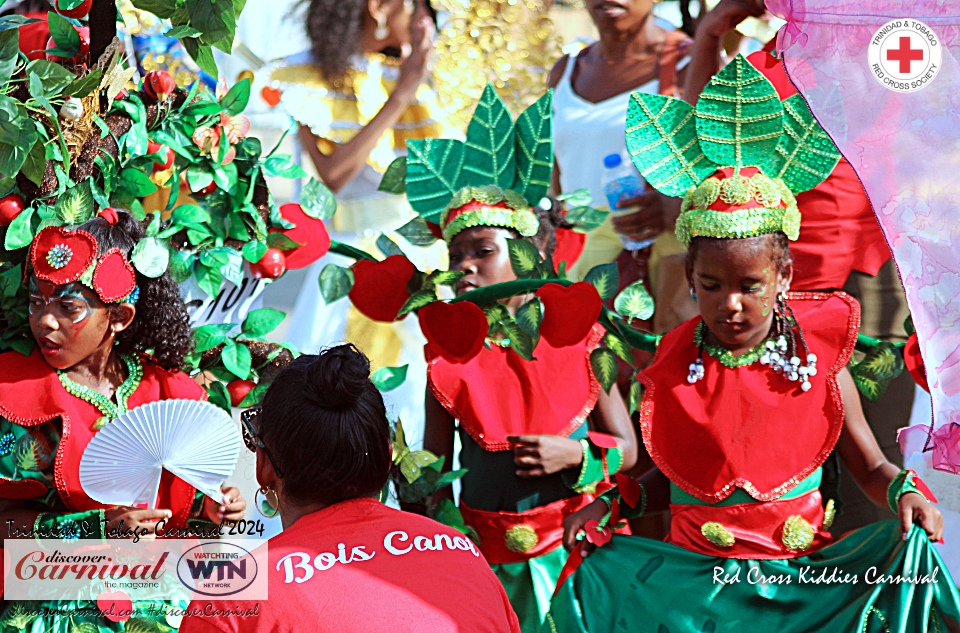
177 542 260 597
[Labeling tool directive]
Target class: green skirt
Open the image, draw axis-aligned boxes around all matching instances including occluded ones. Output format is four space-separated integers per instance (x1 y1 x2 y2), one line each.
495 547 568 633
545 521 960 633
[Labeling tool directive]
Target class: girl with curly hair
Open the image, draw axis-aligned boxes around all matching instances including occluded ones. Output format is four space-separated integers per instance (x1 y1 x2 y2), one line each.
0 209 246 631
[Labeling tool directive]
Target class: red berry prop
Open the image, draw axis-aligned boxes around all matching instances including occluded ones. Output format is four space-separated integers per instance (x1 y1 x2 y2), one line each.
56 0 92 18
143 70 176 101
45 26 89 63
192 181 218 197
147 141 175 171
0 193 25 227
248 248 286 279
227 379 256 407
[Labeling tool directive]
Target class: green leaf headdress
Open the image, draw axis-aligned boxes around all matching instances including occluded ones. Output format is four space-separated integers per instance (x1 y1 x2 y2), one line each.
404 84 553 243
624 54 843 247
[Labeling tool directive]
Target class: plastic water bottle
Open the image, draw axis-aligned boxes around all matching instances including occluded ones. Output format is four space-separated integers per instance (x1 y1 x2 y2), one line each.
601 153 656 251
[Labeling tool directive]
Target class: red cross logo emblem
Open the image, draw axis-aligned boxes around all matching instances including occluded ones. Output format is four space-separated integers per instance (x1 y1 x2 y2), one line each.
886 36 924 74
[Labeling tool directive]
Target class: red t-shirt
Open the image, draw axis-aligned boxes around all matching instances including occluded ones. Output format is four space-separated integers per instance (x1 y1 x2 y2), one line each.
178 498 520 632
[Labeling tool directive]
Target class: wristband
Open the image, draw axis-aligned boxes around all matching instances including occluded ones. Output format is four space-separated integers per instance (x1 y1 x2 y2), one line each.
569 438 624 494
34 509 106 544
887 469 938 513
598 478 646 524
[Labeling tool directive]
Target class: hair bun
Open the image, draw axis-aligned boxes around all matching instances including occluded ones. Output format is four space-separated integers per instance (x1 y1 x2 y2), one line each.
306 344 371 409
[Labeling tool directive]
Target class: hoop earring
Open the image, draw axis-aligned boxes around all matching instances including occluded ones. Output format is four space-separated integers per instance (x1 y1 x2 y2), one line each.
255 487 280 518
374 14 389 41
689 287 697 303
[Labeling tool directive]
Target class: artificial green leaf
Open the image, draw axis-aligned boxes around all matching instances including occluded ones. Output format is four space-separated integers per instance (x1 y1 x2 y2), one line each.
119 168 158 197
771 93 842 193
222 340 252 380
266 232 300 251
0 16 39 31
186 0 235 51
584 262 619 301
319 263 354 303
0 112 38 177
54 181 94 224
398 288 437 317
904 316 915 337
512 89 553 203
851 372 881 402
0 176 15 197
566 205 608 232
171 204 211 227
262 154 307 179
205 381 231 414
47 12 80 53
850 341 905 402
628 376 641 415
590 347 618 394
506 238 541 278
131 237 170 278
186 165 215 193
181 37 218 78
502 318 536 360
3 206 34 250
376 233 404 258
242 239 267 263
461 84 515 189
220 78 250 116
20 138 45 187
397 216 437 246
238 382 268 408
146 212 161 237
603 332 633 364
212 161 238 193
167 249 195 283
696 54 783 170
0 30 19 82
614 280 655 321
556 188 591 207
64 68 102 99
371 364 408 392
405 138 464 224
428 270 464 287
299 177 336 220
378 156 406 194
131 0 177 18
241 307 285 338
195 262 223 298
435 468 468 491
165 25 203 38
193 323 235 352
625 93 717 198
515 297 542 339
24 60 73 92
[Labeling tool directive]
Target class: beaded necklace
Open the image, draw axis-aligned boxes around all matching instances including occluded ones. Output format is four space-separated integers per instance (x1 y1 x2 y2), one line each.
693 321 772 368
58 354 143 431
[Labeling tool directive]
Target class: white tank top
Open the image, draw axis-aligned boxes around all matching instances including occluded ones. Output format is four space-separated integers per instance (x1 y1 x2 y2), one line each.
553 48 663 210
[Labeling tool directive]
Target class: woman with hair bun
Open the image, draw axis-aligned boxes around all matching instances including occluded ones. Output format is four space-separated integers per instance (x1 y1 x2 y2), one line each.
0 208 246 630
179 344 521 632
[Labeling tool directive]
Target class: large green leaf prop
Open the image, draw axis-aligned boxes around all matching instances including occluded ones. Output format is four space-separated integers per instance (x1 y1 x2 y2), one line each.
462 85 515 189
512 89 553 204
695 55 783 170
405 139 465 224
771 94 842 194
625 93 717 197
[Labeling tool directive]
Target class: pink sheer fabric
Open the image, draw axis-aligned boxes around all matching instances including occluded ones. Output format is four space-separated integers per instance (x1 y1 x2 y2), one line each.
768 1 960 472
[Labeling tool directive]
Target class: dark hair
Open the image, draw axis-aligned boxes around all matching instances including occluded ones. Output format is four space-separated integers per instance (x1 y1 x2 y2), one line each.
77 211 193 370
301 0 367 83
531 196 575 258
258 344 392 507
686 233 793 273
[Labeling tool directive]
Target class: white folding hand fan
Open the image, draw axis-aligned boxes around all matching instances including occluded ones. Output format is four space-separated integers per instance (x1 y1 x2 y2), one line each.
79 399 243 508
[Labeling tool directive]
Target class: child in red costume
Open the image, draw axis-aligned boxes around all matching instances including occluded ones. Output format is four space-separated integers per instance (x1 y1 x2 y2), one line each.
0 209 245 631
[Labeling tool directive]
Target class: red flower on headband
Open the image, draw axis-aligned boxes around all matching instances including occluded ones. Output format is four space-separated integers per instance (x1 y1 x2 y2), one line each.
93 248 137 303
29 226 97 285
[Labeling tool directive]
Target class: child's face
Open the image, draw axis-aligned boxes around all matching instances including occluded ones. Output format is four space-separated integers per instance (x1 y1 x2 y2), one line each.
447 226 522 296
28 278 114 369
686 237 792 351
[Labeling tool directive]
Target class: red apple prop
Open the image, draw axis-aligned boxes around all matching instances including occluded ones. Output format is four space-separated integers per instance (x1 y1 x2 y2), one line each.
0 193 25 227
248 248 286 279
227 379 256 407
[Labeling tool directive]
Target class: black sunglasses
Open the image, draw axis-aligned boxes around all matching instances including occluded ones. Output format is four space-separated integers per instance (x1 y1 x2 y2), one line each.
240 408 284 478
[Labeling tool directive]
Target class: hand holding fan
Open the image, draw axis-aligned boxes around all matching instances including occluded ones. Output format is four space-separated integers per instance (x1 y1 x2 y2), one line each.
79 399 243 508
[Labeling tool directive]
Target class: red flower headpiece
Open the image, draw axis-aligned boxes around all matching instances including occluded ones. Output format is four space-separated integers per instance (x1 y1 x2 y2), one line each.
29 226 137 304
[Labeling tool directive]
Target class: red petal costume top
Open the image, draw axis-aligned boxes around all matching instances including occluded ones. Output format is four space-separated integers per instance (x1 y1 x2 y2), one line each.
748 46 890 290
427 325 603 452
0 350 205 530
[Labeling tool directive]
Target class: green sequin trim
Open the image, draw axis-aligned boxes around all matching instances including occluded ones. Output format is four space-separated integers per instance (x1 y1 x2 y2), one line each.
442 206 539 242
701 522 735 547
57 354 143 422
822 498 836 530
694 321 772 368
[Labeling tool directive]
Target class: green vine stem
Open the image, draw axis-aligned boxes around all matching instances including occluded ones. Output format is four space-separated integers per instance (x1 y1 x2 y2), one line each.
329 240 377 261
856 334 905 352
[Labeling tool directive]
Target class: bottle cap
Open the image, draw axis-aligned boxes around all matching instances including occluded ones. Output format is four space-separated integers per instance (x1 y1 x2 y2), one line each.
603 153 622 169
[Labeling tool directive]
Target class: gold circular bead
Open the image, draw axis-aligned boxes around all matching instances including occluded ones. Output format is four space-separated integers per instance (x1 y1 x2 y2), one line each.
781 515 815 551
701 522 736 548
505 524 539 553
